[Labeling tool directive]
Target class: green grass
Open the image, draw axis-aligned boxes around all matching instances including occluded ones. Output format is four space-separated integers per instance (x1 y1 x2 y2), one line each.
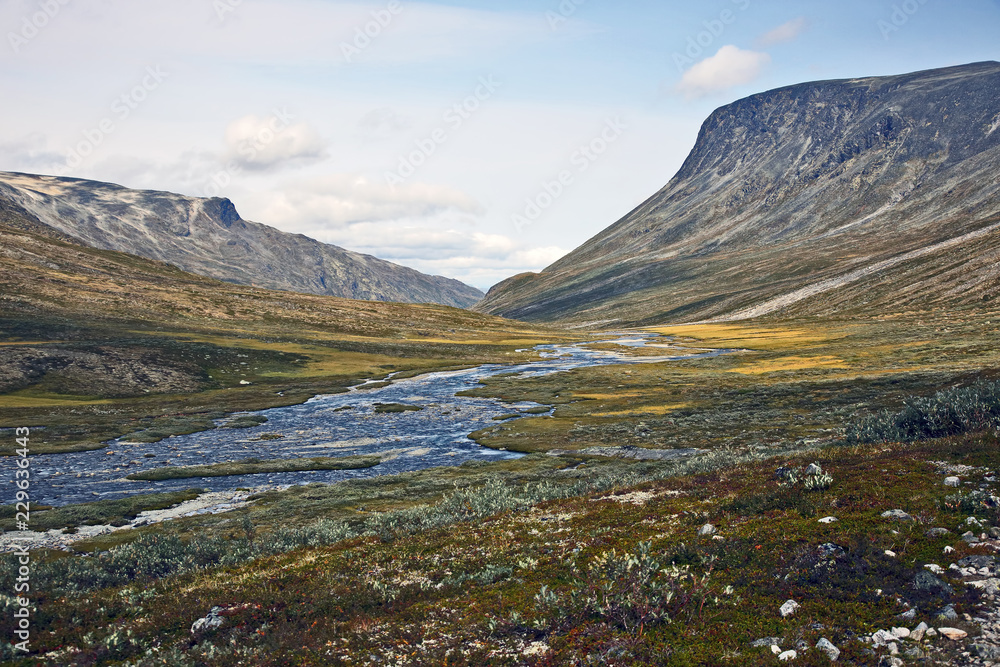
126 455 381 481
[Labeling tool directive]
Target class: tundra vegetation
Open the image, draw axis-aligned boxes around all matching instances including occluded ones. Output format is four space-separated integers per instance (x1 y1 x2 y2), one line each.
3 220 1000 663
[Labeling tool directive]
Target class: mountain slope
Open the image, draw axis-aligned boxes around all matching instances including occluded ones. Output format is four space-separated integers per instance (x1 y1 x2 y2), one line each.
0 172 483 308
476 61 1000 326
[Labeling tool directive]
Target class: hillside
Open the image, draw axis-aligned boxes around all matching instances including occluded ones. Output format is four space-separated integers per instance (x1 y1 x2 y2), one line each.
476 62 1000 326
0 172 483 308
0 213 557 453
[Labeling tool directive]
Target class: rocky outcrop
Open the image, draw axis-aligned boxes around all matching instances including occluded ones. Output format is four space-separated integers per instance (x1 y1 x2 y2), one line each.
0 172 483 308
476 62 1000 325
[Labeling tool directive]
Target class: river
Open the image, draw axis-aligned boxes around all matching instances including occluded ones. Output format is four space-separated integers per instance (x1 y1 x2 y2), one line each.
5 335 727 508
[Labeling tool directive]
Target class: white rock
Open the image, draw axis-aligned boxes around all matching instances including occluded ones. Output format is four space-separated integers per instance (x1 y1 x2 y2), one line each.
892 627 910 639
816 637 840 661
911 622 929 642
944 476 961 487
872 629 895 646
805 463 823 475
780 600 800 617
888 642 899 655
944 546 956 554
778 650 797 661
885 550 897 558
924 563 944 574
925 628 938 638
882 509 915 521
771 645 782 655
818 516 839 524
938 627 968 640
698 523 716 536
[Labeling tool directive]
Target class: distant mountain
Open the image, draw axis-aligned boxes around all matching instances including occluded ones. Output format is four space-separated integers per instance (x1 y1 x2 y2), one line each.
476 62 1000 326
0 172 483 308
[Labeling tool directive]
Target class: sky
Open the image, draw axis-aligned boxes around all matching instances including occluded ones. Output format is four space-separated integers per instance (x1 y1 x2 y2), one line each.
1 0 998 292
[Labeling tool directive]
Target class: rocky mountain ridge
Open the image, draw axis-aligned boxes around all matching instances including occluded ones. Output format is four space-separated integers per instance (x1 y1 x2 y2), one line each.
476 61 1000 326
0 172 483 308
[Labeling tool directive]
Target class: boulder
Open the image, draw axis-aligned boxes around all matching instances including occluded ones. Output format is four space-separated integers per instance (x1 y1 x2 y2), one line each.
816 637 840 661
780 600 800 618
698 524 716 536
914 571 954 594
944 476 961 487
937 627 968 640
191 607 225 634
881 510 914 522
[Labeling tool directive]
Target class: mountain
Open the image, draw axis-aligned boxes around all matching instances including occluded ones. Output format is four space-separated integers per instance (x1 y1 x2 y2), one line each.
0 172 483 308
476 62 1000 326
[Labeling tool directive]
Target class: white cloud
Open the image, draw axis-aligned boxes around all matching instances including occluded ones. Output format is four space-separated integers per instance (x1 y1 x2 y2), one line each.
756 18 809 47
224 114 326 171
676 45 771 100
252 174 482 228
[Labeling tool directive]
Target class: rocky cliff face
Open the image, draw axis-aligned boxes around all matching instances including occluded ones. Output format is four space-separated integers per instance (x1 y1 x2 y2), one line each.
0 173 483 308
476 62 1000 326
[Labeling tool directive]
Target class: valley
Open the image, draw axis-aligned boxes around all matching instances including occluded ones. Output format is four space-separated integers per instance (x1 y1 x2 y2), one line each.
2 61 1000 666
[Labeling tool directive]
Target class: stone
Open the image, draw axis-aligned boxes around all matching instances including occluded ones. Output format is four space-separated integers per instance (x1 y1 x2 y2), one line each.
805 463 823 475
891 627 910 639
923 563 945 574
972 643 1000 660
897 608 917 621
962 531 980 543
872 629 896 646
818 516 838 524
936 605 959 621
698 523 716 536
780 600 800 617
816 637 840 661
817 543 844 558
191 607 225 634
884 550 897 558
925 628 938 638
778 650 797 661
911 622 929 642
878 657 904 667
903 646 926 659
882 510 915 522
888 642 899 655
968 578 1000 595
944 476 961 486
914 571 954 594
957 555 996 569
926 527 951 537
771 645 782 655
751 637 782 648
989 527 1000 539
937 627 968 640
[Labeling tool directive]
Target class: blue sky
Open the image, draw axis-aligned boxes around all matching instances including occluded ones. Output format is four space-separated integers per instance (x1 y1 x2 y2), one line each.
1 0 998 290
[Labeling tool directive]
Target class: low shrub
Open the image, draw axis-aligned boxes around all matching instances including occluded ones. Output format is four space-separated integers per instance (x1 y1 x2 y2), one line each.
845 379 1000 444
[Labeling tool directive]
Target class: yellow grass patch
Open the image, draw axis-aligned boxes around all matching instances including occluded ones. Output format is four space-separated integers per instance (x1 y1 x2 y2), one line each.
727 355 849 375
590 403 691 417
646 323 844 351
0 393 113 408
